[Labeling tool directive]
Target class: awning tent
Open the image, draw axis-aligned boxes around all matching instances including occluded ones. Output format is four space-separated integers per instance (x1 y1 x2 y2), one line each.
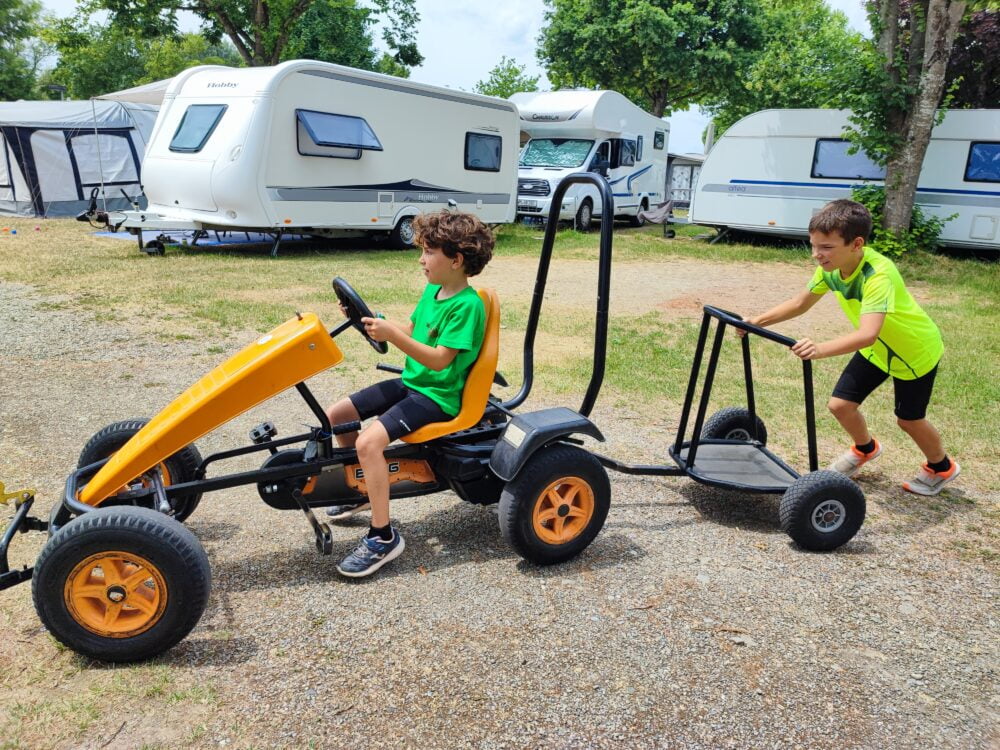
0 97 160 217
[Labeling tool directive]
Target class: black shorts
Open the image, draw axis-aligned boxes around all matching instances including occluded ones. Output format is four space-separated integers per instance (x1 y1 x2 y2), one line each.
831 352 939 421
349 378 450 441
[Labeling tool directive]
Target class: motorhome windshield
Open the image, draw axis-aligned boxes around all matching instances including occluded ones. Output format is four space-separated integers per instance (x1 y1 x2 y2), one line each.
520 138 594 168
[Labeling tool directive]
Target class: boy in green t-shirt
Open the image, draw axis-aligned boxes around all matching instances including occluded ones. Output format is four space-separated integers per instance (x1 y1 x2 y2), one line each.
742 199 959 495
323 211 494 577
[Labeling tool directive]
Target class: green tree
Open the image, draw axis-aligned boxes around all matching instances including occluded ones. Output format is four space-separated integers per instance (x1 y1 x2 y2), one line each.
474 56 540 99
39 18 145 99
844 0 971 238
1 0 43 100
140 34 244 84
282 0 377 68
89 0 422 68
946 9 1000 108
537 0 765 116
703 0 865 135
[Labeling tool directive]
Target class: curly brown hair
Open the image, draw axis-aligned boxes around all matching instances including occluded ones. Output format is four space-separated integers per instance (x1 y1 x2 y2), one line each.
808 199 872 244
412 211 495 277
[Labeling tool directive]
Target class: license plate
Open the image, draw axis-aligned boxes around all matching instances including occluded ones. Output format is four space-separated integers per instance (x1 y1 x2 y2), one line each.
517 200 537 209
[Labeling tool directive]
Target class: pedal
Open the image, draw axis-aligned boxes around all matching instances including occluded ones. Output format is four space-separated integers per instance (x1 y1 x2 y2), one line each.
0 481 35 507
315 522 333 555
249 421 277 444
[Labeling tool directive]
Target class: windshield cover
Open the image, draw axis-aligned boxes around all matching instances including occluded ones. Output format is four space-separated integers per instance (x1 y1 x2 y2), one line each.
520 138 594 168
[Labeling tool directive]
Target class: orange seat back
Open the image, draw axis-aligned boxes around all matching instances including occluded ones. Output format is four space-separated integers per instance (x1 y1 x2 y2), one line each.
402 288 500 443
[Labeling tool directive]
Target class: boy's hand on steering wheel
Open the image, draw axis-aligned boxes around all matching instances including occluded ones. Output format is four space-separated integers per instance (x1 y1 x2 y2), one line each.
361 315 393 343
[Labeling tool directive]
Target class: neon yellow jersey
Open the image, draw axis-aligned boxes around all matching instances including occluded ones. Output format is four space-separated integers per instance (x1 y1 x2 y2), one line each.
402 284 485 416
808 247 942 379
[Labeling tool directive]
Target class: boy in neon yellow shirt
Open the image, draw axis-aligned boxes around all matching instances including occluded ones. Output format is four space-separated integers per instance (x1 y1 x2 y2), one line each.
743 200 959 495
323 211 494 577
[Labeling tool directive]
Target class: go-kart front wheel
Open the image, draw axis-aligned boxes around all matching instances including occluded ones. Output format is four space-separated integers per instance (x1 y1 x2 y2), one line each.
32 506 211 662
78 419 203 521
499 444 611 565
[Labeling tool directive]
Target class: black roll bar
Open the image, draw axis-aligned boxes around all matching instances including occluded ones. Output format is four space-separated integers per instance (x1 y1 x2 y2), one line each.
502 172 615 418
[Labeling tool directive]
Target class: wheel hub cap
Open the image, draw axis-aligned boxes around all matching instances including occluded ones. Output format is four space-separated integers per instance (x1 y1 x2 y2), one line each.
811 499 846 533
532 477 596 545
64 551 168 637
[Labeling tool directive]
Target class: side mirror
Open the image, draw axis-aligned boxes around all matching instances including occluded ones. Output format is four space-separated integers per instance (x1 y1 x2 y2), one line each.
590 159 610 176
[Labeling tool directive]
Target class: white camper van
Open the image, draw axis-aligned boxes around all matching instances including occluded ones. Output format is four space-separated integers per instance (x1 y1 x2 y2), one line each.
509 90 669 228
690 109 1000 250
117 60 519 247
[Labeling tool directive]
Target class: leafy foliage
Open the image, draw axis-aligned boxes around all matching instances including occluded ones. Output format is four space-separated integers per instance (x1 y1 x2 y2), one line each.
0 0 43 101
851 184 953 256
703 0 865 136
474 56 540 99
946 9 1000 108
537 0 766 116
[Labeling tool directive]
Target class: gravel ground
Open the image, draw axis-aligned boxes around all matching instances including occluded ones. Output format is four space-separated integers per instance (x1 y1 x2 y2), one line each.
1 278 997 750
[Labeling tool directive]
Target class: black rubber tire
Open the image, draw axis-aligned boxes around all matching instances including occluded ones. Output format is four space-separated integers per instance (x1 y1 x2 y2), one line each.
700 407 768 445
389 215 416 249
630 201 648 227
780 470 866 551
78 419 203 522
574 200 593 232
499 443 611 565
32 506 211 662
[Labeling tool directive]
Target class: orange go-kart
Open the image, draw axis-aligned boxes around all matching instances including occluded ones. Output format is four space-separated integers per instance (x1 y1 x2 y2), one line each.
1 275 611 663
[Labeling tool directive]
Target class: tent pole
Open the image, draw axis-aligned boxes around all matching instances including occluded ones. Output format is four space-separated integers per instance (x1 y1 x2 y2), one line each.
90 99 108 214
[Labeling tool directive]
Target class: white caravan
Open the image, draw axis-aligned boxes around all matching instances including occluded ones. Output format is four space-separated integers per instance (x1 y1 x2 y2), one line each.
117 60 519 247
509 90 669 228
690 108 1000 250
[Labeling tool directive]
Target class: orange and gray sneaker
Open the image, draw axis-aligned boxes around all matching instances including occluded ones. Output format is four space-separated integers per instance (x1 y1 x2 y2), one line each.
828 439 882 477
903 461 961 496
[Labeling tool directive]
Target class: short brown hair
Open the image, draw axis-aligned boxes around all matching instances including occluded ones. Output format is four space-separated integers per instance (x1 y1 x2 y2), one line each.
412 211 495 276
808 199 873 244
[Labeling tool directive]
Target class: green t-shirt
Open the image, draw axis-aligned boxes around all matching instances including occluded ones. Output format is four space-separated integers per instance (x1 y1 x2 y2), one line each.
402 284 485 416
808 247 942 379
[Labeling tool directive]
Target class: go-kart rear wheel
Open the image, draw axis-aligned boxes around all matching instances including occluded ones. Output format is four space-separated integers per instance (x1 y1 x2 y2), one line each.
32 506 211 662
701 407 768 445
499 444 610 565
780 470 866 551
78 419 203 521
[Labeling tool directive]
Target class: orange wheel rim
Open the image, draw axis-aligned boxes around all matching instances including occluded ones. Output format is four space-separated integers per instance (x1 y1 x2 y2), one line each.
531 476 595 545
64 551 168 637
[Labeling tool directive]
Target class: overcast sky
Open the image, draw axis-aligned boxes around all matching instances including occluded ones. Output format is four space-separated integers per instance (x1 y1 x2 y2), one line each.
40 0 870 154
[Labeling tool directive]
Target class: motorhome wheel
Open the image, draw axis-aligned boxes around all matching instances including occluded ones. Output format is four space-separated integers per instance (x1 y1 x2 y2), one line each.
390 216 415 249
575 200 593 232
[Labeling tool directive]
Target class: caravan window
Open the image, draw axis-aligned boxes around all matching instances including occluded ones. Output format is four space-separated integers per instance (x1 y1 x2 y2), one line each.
169 104 228 153
611 139 636 168
653 130 665 150
296 109 383 159
965 142 1000 183
636 135 644 162
811 139 885 180
520 138 593 168
465 133 502 172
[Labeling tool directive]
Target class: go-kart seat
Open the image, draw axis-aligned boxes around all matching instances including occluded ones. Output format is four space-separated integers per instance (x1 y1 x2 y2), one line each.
401 288 500 443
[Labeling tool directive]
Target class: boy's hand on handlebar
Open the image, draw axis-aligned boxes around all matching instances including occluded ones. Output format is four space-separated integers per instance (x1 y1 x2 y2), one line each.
736 316 759 338
791 337 820 360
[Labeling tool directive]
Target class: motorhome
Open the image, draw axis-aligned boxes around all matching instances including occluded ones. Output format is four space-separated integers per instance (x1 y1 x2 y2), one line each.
115 60 520 248
510 90 669 228
690 108 1000 250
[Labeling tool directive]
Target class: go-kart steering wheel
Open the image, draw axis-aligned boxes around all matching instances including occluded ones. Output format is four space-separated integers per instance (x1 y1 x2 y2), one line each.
331 277 389 354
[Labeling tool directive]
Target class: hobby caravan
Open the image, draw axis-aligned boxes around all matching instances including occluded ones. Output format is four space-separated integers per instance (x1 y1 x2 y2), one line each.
117 60 519 247
510 90 669 228
690 109 1000 250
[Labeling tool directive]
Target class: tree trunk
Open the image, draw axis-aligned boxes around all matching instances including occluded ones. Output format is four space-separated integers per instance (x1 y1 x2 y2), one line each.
881 0 966 235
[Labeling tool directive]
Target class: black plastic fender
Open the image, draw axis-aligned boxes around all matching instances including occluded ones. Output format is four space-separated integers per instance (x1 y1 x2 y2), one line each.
490 407 605 482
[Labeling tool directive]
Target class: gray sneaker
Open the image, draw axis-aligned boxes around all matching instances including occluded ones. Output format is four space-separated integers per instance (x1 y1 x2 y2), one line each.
903 461 961 496
336 530 405 578
828 440 881 477
326 502 370 522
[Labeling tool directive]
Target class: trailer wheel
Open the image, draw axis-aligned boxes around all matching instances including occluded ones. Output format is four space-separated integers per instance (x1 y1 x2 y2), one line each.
78 419 203 521
780 470 865 551
32 506 211 662
574 200 593 232
390 216 416 249
499 444 610 565
701 407 768 445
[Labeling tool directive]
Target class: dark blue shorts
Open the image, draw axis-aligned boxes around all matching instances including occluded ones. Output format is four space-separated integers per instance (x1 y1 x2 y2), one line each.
832 352 938 421
349 378 449 441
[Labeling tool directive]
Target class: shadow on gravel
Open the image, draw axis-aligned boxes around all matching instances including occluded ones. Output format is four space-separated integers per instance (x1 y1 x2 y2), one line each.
75 636 258 669
514 532 647 577
678 483 784 534
187 520 241 542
